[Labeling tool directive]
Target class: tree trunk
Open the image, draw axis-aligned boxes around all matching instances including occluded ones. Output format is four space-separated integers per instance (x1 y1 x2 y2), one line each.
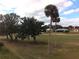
27 35 30 40
6 32 9 39
9 33 13 40
14 35 18 41
6 35 9 39
55 22 57 32
33 36 36 42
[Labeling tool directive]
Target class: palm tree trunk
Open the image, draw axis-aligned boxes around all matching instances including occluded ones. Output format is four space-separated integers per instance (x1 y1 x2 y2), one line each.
27 35 30 40
33 36 36 42
55 22 57 32
9 33 13 40
48 19 52 54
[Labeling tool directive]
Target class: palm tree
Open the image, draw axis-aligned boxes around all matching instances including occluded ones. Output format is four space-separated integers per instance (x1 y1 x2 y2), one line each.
44 4 60 54
4 13 20 40
44 4 60 31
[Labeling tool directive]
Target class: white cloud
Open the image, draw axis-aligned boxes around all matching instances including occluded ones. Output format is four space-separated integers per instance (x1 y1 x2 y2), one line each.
63 8 79 15
75 8 79 12
59 18 79 26
58 0 73 12
0 0 74 16
0 0 68 16
64 9 74 14
63 1 73 7
0 0 78 26
41 17 79 27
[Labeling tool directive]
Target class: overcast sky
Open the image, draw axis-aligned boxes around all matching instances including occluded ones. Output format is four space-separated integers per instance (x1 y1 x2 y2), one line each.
0 0 79 26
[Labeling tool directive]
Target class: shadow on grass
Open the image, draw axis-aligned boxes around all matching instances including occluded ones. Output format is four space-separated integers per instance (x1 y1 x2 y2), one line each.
1 39 63 49
0 42 10 54
6 40 48 47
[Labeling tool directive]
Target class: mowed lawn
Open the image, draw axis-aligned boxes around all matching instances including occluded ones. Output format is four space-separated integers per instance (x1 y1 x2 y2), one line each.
1 33 79 59
0 46 19 59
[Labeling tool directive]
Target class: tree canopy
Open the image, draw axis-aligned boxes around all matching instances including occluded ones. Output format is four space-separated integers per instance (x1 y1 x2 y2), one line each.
16 17 44 41
44 4 60 23
0 13 44 41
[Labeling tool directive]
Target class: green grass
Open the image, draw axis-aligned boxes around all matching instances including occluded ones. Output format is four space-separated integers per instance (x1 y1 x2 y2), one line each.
0 46 19 59
1 33 79 59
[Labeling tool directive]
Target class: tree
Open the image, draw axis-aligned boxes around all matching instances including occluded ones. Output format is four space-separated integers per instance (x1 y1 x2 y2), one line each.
16 17 44 41
41 25 49 32
3 13 20 40
68 25 74 30
44 4 60 54
0 14 5 35
52 25 62 32
44 4 60 30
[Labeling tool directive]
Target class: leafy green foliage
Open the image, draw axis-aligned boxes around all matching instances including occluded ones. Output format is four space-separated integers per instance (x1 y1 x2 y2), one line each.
0 13 44 41
16 17 44 41
3 13 20 40
44 4 60 32
44 4 60 22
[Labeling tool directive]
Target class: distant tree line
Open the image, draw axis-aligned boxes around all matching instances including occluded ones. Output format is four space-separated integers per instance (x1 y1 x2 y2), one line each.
41 25 63 32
